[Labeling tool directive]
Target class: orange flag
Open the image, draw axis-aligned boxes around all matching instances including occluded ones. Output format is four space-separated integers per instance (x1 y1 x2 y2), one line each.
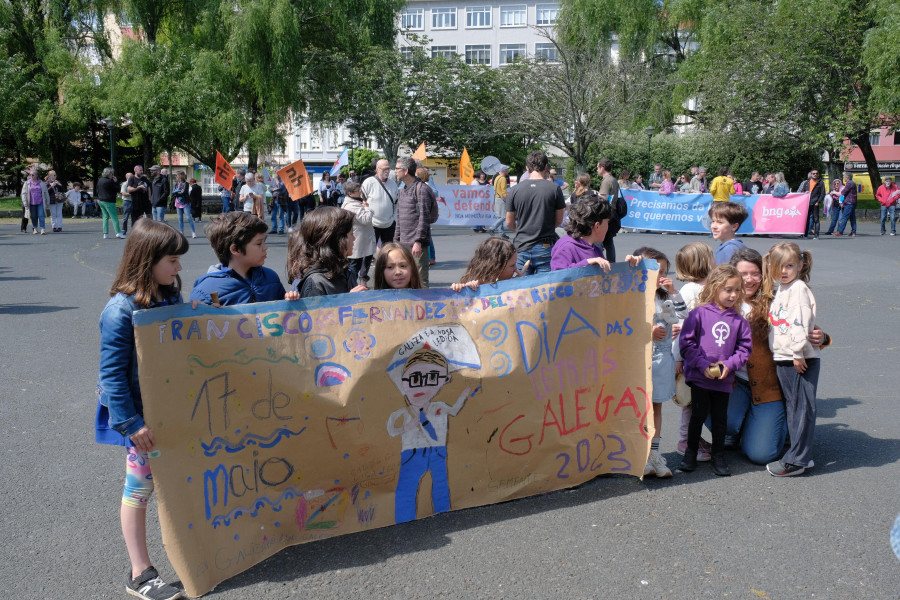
277 158 314 200
214 151 236 189
412 142 427 161
459 147 474 184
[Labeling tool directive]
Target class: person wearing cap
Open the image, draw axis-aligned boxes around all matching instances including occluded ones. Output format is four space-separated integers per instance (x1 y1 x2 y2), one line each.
690 166 708 193
148 165 170 222
876 175 898 236
126 165 151 225
487 164 511 237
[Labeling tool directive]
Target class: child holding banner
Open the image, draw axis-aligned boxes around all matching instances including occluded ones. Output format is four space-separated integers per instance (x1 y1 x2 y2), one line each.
286 206 368 298
631 247 689 478
190 212 285 306
677 264 752 476
95 218 189 600
452 237 521 291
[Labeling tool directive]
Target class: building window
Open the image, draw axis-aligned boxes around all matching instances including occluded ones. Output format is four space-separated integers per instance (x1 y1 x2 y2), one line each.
894 131 900 145
535 42 559 62
870 132 881 146
400 46 415 60
500 44 526 65
466 6 491 28
500 5 527 27
400 8 424 30
432 7 457 29
465 44 491 65
536 4 559 26
431 45 458 58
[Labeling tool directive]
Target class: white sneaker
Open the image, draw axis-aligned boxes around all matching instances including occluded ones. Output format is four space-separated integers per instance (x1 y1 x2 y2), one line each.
653 451 673 478
643 453 656 477
288 226 294 233
103 234 109 239
192 232 197 238
40 228 46 235
116 232 126 239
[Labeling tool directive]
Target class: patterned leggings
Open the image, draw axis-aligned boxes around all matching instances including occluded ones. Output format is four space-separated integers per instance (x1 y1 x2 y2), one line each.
122 448 154 509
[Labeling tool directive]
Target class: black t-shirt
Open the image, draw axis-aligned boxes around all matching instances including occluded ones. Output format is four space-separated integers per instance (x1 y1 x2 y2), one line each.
505 178 565 251
128 175 150 205
745 179 764 195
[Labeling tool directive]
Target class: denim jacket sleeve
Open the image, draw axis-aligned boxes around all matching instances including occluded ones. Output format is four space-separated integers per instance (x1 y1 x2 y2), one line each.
97 294 144 437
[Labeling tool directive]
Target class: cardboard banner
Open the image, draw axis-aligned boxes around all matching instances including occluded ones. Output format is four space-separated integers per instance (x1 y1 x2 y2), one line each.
432 184 496 226
277 158 313 200
134 263 656 597
620 189 810 234
214 151 235 189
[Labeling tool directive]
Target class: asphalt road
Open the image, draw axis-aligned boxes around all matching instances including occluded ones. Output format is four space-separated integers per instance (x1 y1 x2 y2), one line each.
1 216 898 599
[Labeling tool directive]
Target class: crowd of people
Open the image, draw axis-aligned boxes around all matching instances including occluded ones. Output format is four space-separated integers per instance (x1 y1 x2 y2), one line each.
88 147 840 599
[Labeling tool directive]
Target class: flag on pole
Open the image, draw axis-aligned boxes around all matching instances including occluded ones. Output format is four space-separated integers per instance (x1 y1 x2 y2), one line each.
412 142 427 161
260 167 275 187
277 158 314 200
459 147 474 185
214 151 236 189
330 148 349 176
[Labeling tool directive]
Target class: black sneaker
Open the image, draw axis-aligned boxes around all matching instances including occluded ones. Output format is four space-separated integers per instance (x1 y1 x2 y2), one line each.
678 449 698 472
766 460 806 477
711 454 731 476
125 567 184 600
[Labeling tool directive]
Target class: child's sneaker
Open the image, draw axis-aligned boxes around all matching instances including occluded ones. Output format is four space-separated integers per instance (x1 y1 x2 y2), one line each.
766 460 806 477
652 451 672 478
677 439 712 461
125 566 184 600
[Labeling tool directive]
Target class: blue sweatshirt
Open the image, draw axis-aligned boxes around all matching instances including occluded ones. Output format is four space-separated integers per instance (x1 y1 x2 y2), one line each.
190 265 285 305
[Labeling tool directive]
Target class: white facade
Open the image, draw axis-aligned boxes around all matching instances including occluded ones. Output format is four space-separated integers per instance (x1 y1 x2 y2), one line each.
286 1 561 173
398 1 560 67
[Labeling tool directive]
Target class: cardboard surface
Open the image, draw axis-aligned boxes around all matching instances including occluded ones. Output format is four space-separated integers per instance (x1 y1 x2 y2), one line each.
134 262 657 596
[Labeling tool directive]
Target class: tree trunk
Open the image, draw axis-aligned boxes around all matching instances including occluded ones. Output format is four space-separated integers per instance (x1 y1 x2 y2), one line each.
248 148 258 171
851 134 882 191
142 130 154 169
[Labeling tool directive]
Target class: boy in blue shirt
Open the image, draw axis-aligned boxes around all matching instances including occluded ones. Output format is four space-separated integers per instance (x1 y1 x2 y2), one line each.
191 212 285 305
709 201 748 265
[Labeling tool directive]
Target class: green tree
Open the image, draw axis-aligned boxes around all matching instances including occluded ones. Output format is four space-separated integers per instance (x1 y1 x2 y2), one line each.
678 0 891 187
500 30 662 174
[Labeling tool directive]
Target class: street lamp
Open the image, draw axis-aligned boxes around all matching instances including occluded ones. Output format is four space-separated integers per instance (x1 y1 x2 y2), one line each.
645 126 655 183
102 117 115 173
347 124 357 180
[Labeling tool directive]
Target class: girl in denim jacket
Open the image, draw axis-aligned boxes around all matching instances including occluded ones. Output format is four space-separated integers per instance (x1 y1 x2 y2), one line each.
95 218 189 600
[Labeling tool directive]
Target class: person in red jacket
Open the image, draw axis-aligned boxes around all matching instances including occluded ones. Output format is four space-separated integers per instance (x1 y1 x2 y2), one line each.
875 176 898 236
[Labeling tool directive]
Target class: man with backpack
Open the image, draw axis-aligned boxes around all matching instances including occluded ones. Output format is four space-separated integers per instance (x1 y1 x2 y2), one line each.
597 158 627 262
394 156 436 287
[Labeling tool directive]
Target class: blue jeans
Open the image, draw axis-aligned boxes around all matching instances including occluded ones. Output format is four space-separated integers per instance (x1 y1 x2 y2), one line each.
176 207 195 234
28 203 45 229
488 216 509 234
836 203 856 234
825 203 840 233
286 201 299 227
152 206 166 222
270 203 285 231
395 446 449 523
881 205 896 233
723 378 787 464
221 195 231 213
516 241 553 275
121 200 132 232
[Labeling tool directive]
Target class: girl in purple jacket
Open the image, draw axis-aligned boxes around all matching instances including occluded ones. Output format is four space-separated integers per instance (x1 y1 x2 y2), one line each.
677 264 752 476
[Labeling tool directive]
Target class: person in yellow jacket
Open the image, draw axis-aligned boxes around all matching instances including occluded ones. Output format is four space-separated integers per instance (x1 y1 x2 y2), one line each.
710 166 736 202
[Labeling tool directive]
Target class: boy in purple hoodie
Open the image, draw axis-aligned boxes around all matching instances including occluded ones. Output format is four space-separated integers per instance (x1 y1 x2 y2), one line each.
550 194 612 272
677 263 752 476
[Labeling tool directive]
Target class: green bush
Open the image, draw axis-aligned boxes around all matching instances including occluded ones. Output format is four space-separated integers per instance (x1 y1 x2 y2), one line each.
584 131 823 189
